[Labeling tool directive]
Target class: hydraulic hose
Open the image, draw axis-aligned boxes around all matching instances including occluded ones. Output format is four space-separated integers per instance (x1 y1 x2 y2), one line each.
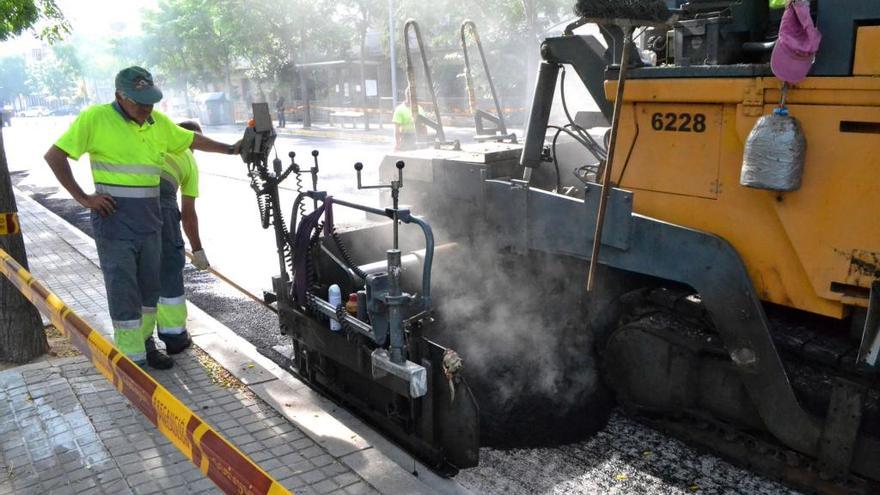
400 215 434 311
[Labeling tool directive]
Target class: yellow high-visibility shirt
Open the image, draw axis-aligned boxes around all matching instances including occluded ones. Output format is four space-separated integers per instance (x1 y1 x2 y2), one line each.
161 149 199 209
392 103 424 133
54 102 194 239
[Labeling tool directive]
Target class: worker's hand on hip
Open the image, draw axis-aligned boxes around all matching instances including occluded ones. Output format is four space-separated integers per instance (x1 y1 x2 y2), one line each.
192 249 210 270
79 194 116 218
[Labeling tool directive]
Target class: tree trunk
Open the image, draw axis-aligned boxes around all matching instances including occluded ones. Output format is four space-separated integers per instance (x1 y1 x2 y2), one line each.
296 28 312 129
224 54 233 98
359 13 371 131
182 74 193 118
257 80 267 103
80 77 90 106
0 128 48 363
298 68 311 129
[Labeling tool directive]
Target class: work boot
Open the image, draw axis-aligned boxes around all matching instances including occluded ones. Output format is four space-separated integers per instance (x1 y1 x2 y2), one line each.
166 336 192 355
160 333 192 355
145 337 174 370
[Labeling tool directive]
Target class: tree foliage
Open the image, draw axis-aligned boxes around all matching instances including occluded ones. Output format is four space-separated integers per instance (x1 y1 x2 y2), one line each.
0 56 29 105
0 1 77 102
134 0 350 100
127 0 576 107
0 0 70 43
26 43 84 100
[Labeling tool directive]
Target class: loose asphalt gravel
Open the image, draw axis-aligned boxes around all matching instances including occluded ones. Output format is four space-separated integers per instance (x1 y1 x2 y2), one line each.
460 411 802 495
11 170 802 495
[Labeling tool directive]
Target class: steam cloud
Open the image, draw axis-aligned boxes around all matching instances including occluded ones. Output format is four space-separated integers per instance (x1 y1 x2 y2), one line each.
427 229 610 447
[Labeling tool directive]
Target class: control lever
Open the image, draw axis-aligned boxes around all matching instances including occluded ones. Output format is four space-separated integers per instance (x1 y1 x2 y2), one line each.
289 150 321 209
354 160 405 248
354 160 404 204
309 150 320 207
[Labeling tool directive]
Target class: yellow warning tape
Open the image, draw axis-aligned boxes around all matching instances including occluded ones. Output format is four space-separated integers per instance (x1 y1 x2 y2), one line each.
0 213 20 235
0 247 293 495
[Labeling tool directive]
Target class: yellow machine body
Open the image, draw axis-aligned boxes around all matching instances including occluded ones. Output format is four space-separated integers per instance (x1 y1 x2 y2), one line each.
605 28 880 319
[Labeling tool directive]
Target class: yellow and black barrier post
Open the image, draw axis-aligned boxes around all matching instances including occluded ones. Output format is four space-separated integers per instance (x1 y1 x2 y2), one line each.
0 247 293 495
0 212 20 235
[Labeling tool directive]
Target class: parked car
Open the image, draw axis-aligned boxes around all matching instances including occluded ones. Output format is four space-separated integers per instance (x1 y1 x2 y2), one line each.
50 106 80 116
21 106 50 117
21 105 49 117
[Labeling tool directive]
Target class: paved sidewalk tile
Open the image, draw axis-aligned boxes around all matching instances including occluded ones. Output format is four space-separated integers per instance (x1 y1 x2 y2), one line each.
0 191 383 494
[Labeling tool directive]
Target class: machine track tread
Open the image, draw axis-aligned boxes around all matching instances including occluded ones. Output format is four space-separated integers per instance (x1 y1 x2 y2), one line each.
611 288 880 494
637 413 878 495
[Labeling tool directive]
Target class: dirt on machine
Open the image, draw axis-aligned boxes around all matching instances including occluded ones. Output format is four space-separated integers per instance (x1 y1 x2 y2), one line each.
237 1 880 493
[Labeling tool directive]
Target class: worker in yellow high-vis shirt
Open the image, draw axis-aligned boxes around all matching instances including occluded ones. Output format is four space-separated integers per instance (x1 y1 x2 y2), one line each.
392 86 424 151
44 66 240 369
155 120 208 354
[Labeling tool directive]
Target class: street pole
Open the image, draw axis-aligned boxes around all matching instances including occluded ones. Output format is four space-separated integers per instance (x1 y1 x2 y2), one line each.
389 0 398 110
0 127 48 363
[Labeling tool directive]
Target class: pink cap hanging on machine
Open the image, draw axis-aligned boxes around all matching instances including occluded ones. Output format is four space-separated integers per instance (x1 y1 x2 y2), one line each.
770 0 822 84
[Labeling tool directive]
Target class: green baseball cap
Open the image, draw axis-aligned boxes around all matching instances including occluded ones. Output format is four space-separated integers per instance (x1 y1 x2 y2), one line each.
115 66 163 105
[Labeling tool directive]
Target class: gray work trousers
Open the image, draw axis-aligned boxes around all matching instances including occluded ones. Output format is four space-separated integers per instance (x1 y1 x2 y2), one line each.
94 232 161 362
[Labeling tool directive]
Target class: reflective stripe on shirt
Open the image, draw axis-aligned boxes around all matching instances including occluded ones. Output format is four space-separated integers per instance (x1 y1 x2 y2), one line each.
91 161 160 187
161 149 199 207
160 171 179 188
164 154 184 180
95 183 160 198
91 162 162 176
161 150 190 196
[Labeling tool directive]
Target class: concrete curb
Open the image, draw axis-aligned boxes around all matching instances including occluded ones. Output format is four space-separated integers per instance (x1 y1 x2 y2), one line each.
13 186 469 495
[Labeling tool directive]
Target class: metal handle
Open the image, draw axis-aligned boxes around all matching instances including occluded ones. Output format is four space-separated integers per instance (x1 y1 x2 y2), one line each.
290 150 321 209
460 20 508 138
354 161 404 192
403 19 446 144
354 161 405 249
